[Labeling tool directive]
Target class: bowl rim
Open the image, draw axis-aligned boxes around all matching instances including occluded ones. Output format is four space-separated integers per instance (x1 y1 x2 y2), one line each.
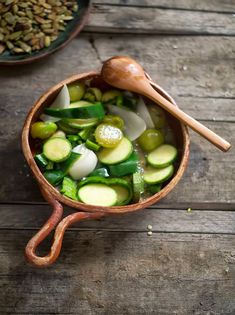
0 1 91 66
22 71 190 214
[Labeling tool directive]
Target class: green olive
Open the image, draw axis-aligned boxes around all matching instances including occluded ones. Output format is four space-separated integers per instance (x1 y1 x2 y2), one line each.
149 106 166 128
68 82 85 102
102 115 125 130
84 87 102 102
95 123 123 148
30 122 57 139
101 90 122 104
138 129 164 152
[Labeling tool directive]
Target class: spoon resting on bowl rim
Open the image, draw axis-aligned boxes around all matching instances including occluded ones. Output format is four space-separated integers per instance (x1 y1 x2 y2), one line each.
101 56 231 152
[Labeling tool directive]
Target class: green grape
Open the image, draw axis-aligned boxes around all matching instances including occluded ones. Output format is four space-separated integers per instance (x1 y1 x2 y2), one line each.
95 124 123 148
102 115 124 130
30 122 57 139
68 82 85 102
138 129 164 152
149 106 166 128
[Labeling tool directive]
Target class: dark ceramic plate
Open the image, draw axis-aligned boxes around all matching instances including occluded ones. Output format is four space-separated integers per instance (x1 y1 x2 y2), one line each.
0 0 90 66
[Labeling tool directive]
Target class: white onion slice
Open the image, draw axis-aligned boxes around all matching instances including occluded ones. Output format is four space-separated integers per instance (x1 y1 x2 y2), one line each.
136 97 155 129
40 84 70 122
107 105 146 141
68 144 98 180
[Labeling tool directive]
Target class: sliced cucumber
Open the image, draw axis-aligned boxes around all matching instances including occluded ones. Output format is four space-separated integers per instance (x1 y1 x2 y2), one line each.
44 103 105 119
63 102 98 129
62 117 98 129
57 121 78 134
97 137 133 165
43 137 72 162
78 184 117 206
143 165 174 184
111 185 130 206
78 176 132 206
132 172 144 202
147 144 177 168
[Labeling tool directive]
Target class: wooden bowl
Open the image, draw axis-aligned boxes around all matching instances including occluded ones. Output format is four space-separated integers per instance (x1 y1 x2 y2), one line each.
22 72 190 267
0 0 90 66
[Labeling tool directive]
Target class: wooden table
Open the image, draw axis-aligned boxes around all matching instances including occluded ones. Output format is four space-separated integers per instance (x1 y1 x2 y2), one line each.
0 1 234 314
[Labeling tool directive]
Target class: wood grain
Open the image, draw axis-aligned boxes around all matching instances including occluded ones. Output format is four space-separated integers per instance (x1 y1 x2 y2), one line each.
99 0 235 13
86 4 235 35
0 231 234 314
1 204 235 234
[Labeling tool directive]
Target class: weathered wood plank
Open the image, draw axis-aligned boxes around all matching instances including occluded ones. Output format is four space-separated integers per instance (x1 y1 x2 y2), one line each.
86 4 235 35
98 0 235 13
94 35 235 100
0 231 234 314
0 204 235 234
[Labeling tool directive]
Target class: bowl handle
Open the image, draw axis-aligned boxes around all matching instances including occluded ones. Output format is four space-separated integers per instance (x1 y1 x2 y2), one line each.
25 188 104 267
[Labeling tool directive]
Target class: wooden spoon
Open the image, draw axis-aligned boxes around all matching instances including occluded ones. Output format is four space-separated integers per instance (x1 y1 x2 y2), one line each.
101 56 231 152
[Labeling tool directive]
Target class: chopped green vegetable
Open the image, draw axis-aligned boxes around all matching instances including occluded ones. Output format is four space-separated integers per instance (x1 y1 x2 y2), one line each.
44 170 64 186
34 153 48 168
78 127 93 141
85 139 100 151
43 137 72 162
45 161 54 170
138 129 164 152
89 167 109 177
61 176 78 200
108 152 138 177
132 172 144 202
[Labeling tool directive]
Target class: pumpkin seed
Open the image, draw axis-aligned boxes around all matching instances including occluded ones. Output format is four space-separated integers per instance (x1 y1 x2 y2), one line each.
0 0 79 55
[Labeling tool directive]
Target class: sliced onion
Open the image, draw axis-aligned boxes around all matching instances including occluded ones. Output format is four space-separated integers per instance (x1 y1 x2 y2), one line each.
107 105 146 141
40 84 70 122
136 97 155 129
68 144 98 180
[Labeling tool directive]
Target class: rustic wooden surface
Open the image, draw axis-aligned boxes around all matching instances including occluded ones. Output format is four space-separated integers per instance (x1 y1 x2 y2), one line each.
0 1 234 314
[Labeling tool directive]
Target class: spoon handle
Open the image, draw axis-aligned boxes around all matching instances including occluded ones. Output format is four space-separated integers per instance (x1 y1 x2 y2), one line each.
144 84 231 152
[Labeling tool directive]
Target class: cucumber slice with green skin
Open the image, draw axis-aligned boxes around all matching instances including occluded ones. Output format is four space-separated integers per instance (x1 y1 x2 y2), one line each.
44 170 64 186
62 118 99 129
108 152 138 177
44 103 105 119
97 137 133 165
132 172 144 202
78 177 132 206
57 121 78 134
111 185 130 206
147 144 177 168
143 165 174 184
78 184 117 206
43 137 72 162
89 167 109 177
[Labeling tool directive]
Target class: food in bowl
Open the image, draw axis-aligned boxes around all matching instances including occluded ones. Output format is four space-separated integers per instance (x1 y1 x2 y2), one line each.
30 80 178 207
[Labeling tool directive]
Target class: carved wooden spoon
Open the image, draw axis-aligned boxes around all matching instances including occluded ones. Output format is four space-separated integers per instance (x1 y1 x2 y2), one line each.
101 56 231 152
